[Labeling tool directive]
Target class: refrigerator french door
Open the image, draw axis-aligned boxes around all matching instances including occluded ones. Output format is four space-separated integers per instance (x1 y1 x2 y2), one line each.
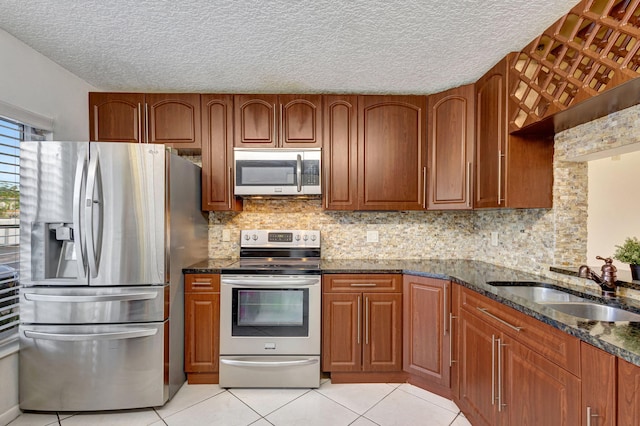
19 142 208 411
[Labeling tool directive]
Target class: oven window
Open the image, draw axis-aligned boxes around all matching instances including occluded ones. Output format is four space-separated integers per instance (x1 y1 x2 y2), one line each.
232 288 309 337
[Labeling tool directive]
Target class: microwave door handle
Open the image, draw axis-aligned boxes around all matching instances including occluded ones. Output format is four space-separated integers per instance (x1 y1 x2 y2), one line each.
296 154 302 192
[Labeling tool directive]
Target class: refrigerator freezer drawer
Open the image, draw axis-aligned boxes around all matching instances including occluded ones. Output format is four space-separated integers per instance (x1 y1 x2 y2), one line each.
20 286 167 324
19 322 168 411
219 355 320 388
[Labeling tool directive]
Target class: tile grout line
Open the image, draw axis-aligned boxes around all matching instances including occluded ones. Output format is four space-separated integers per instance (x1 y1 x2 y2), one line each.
394 385 461 416
154 386 227 421
152 407 168 425
226 388 315 422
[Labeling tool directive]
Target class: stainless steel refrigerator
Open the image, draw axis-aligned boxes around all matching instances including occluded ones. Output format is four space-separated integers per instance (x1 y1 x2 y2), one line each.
18 142 208 411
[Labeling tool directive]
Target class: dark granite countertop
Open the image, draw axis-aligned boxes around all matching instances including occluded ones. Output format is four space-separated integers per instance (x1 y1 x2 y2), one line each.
184 258 640 367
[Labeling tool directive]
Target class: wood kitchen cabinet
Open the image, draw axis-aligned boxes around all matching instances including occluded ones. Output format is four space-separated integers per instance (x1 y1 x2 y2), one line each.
474 56 553 209
618 358 640 425
234 94 322 148
89 92 201 150
184 274 220 384
322 274 404 382
357 95 426 210
456 285 581 425
426 84 474 210
323 95 358 210
201 94 242 211
581 342 616 426
403 276 452 397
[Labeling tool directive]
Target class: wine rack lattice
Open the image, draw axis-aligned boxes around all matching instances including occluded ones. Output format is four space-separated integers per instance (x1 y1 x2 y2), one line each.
509 0 640 131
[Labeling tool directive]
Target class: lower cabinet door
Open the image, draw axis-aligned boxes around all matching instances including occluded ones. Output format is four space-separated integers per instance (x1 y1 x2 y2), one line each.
185 292 219 373
322 293 361 372
363 293 402 372
403 276 450 387
458 310 498 426
618 358 640 425
501 335 581 425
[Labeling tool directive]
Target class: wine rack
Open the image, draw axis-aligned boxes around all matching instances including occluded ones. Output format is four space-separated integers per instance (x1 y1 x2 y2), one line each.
509 0 640 131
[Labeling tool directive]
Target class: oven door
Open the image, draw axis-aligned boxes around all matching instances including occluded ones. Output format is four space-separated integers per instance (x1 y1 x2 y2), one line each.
233 148 321 195
220 275 321 355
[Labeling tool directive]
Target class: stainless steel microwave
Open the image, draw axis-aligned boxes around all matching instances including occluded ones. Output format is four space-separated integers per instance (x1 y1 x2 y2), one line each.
234 148 322 196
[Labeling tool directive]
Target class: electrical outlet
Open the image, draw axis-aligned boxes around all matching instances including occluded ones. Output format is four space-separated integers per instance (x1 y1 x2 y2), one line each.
490 232 499 247
222 229 231 242
366 230 379 243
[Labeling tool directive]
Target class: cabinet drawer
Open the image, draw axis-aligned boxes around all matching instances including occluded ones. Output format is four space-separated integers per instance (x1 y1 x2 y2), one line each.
185 274 220 292
323 274 402 292
460 287 580 376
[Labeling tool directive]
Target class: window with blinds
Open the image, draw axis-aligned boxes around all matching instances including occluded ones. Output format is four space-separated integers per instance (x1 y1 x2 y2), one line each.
0 116 46 341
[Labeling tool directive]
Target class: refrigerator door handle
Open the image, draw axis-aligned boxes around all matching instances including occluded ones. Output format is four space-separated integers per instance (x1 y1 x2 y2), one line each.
73 150 88 279
23 328 158 341
23 292 158 303
85 152 102 278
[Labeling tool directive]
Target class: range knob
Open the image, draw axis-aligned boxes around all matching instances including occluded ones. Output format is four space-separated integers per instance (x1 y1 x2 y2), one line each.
310 234 317 241
295 235 301 241
243 234 250 241
252 234 258 241
303 234 309 241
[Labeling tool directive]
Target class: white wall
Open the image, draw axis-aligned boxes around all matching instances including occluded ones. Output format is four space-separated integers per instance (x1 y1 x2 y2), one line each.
587 151 640 270
0 28 97 425
0 28 97 139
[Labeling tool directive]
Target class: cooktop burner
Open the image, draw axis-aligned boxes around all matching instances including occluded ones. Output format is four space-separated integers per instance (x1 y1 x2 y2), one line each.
222 229 321 275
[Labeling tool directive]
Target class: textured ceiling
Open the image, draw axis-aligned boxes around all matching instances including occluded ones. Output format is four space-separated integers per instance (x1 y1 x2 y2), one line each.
0 0 579 94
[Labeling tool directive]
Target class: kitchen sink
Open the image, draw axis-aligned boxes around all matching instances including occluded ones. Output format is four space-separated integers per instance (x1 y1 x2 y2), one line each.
495 285 588 303
541 302 640 322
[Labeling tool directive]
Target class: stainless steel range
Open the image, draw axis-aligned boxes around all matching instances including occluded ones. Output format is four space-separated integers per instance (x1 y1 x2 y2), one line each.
219 229 321 388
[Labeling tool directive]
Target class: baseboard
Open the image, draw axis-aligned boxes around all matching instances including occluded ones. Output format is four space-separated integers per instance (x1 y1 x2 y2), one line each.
0 405 21 426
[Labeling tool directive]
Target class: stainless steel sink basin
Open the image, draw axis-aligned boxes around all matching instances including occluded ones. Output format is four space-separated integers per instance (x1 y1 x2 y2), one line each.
541 302 640 322
496 286 588 303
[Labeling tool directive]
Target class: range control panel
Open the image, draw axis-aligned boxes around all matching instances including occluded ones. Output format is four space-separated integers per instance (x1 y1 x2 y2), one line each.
240 230 320 248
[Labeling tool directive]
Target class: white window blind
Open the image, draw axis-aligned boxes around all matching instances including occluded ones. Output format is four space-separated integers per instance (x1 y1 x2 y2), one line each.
0 116 46 340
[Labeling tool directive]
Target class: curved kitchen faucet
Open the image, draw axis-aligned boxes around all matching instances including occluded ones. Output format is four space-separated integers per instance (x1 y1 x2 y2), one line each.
578 256 617 295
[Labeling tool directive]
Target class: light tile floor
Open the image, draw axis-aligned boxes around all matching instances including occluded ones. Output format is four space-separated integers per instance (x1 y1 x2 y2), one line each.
9 380 471 426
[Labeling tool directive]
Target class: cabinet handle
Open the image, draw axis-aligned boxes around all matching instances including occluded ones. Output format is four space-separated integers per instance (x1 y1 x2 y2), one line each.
491 335 496 406
191 280 212 287
144 103 150 144
586 406 598 426
357 296 361 345
497 150 504 205
422 166 427 209
137 103 142 144
467 162 472 207
273 104 277 146
449 313 458 366
443 283 448 336
350 283 377 287
497 339 505 412
280 103 284 146
365 296 370 345
476 307 522 332
228 167 233 209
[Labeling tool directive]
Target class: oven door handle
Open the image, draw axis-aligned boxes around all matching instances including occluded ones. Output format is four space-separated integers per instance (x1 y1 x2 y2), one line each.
221 279 319 287
220 358 318 368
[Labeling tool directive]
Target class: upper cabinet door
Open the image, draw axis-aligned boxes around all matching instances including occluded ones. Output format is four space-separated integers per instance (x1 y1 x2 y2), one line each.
358 95 426 211
234 95 278 147
146 93 201 149
279 95 322 148
89 93 144 143
234 95 321 148
201 94 242 212
427 84 475 210
474 58 507 209
323 95 358 210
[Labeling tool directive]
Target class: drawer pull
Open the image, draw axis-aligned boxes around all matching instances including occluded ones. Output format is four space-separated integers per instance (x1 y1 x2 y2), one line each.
350 283 378 287
477 307 522 332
